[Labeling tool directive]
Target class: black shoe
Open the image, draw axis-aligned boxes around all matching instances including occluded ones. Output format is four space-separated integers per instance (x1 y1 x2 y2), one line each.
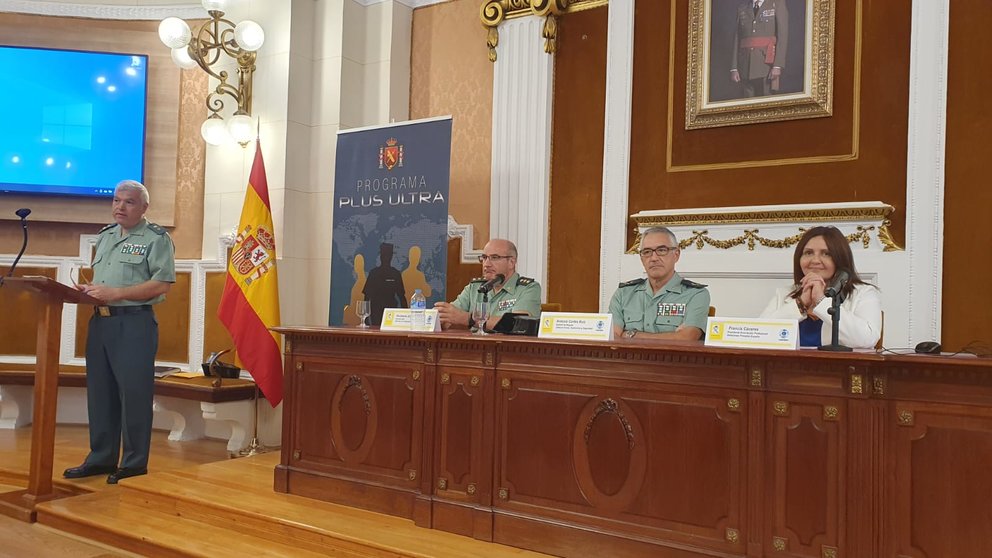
107 467 147 484
63 463 117 479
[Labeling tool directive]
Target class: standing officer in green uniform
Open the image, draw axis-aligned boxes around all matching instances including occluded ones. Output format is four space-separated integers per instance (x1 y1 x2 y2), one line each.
610 227 710 341
63 180 175 484
435 238 541 331
731 0 788 97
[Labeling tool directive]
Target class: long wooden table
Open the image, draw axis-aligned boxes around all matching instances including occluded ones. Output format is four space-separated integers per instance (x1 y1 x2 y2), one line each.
273 327 992 558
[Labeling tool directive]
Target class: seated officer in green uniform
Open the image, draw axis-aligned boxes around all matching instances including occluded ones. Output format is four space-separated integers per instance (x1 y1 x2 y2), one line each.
435 238 541 331
63 180 175 484
610 226 710 341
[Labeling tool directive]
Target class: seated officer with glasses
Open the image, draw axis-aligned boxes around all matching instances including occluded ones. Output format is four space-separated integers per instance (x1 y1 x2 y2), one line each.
63 180 175 484
610 226 710 340
435 238 541 331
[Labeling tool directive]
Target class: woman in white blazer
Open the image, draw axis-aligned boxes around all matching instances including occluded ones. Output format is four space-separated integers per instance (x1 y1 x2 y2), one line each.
760 226 882 349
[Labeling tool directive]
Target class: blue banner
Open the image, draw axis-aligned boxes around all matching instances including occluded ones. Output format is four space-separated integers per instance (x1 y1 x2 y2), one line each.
329 117 451 326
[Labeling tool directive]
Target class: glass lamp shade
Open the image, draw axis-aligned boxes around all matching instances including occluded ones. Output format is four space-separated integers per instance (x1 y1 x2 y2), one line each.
158 17 191 49
227 114 255 145
234 20 265 52
201 117 230 146
201 0 230 13
170 47 199 70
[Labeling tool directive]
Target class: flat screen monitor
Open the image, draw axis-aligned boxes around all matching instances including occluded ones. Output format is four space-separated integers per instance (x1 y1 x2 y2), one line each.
0 45 149 198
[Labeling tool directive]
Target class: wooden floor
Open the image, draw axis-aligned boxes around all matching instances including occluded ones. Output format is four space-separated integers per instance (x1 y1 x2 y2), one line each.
0 426 549 557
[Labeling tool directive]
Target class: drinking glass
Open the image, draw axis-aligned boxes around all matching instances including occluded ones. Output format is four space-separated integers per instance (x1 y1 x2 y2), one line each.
355 300 371 328
471 301 489 335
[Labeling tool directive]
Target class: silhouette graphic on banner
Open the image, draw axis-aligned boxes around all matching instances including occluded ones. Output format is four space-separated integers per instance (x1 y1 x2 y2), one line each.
363 242 407 326
342 254 367 326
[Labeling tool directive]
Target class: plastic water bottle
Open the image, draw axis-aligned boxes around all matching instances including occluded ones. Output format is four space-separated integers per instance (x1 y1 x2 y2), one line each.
410 289 426 330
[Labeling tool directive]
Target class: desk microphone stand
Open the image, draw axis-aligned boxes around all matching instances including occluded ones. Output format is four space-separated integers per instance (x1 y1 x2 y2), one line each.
818 291 852 352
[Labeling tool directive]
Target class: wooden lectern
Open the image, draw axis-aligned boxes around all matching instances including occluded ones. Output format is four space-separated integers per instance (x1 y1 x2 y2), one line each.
0 276 100 522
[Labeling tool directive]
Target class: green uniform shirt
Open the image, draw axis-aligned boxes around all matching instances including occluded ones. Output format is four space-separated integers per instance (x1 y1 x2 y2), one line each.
91 218 176 305
609 272 710 334
451 272 542 319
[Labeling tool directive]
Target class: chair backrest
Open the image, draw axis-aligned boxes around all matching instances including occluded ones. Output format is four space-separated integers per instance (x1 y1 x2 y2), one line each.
541 302 562 313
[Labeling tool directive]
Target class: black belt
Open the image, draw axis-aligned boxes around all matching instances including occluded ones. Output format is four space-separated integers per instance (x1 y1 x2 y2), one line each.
94 305 152 317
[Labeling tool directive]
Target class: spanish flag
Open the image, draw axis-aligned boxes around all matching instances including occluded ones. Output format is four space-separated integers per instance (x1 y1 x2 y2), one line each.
218 140 283 406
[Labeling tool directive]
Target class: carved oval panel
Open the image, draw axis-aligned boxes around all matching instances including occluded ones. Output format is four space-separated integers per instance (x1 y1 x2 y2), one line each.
330 374 378 465
572 397 647 512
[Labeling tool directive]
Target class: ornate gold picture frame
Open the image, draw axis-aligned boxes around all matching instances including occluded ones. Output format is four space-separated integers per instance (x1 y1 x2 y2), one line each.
685 0 835 129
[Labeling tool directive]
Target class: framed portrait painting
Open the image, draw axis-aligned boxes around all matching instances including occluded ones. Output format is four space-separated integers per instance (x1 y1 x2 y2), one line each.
685 0 835 129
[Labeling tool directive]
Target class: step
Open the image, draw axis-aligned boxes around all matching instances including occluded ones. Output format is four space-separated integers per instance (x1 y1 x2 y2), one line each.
37 490 353 558
39 453 548 558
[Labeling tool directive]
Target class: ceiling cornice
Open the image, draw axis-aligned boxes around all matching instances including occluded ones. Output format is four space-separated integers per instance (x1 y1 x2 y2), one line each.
0 1 206 20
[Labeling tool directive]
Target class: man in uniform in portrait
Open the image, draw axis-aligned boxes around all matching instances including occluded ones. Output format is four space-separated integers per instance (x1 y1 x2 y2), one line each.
435 238 541 332
363 242 407 326
63 180 175 484
731 0 789 97
610 227 710 341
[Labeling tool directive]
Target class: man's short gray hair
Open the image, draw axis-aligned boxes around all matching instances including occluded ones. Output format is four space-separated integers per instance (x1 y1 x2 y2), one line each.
641 226 678 247
505 240 518 258
116 180 149 205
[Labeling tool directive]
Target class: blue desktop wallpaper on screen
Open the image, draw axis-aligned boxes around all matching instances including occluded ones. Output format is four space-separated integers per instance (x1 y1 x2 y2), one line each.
0 46 148 198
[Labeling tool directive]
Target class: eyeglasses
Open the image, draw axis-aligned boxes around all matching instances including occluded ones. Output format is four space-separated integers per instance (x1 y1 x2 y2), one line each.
478 254 514 263
638 245 677 258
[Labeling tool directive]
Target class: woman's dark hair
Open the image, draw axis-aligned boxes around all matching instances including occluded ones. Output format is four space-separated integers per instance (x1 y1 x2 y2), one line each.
789 226 869 299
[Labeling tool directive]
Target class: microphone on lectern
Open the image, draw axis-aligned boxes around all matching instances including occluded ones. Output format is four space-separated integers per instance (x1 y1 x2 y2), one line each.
1 208 31 287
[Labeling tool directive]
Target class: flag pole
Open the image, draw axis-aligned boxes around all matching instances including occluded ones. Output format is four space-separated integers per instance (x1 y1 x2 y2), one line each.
237 383 272 457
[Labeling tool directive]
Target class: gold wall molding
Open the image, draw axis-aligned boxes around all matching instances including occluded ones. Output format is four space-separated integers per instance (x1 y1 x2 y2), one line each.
685 0 837 130
628 203 904 253
480 0 607 61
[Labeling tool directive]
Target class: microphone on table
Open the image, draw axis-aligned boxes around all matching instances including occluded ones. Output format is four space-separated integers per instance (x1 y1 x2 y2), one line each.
477 274 506 294
824 269 850 298
819 269 853 353
1 208 31 287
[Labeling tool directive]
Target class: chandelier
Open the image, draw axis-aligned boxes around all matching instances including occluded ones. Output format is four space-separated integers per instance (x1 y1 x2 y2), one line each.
158 0 264 146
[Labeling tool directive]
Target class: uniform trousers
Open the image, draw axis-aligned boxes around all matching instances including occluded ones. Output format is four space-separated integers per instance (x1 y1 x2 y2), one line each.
84 308 158 471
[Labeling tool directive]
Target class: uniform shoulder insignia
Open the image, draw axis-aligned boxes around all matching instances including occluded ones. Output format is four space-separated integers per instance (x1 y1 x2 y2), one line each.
469 277 486 283
98 223 118 233
516 276 535 285
618 278 646 288
681 279 708 289
147 222 168 235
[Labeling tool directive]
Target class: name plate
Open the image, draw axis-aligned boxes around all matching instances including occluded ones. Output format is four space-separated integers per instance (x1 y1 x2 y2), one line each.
538 312 614 341
704 317 798 350
380 308 441 332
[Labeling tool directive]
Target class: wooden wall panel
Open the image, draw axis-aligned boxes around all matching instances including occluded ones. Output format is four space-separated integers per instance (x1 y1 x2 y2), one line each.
0 13 206 260
942 1 992 352
74 272 191 364
627 0 910 243
547 1 913 307
411 0 494 247
548 7 608 313
203 270 237 364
